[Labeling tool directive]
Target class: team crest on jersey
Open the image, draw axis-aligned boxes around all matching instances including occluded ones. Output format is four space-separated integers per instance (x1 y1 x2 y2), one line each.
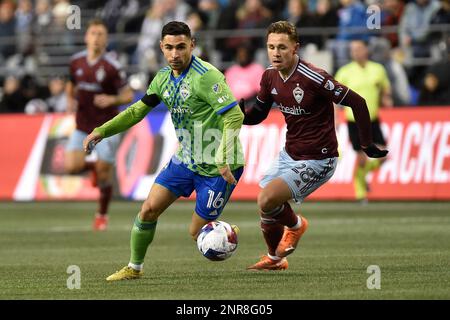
163 90 170 99
293 86 304 104
324 80 335 91
180 82 190 101
212 83 222 94
75 68 83 77
96 66 106 82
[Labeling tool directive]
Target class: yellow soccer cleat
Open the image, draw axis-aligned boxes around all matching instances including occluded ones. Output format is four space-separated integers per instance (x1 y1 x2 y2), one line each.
106 266 143 281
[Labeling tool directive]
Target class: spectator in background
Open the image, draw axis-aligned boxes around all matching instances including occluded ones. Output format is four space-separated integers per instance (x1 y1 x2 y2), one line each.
99 0 140 33
399 0 440 87
430 0 450 41
0 0 17 61
225 43 265 103
46 76 68 113
419 48 450 105
34 0 53 34
285 0 317 47
371 38 411 106
226 0 273 56
135 0 167 72
0 75 26 113
314 0 339 49
198 0 220 29
337 0 370 41
15 0 34 55
381 0 405 48
335 40 392 203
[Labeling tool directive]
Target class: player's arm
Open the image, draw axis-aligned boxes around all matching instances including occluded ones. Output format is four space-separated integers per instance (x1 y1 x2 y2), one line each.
65 80 78 113
93 85 134 109
239 70 273 125
238 97 272 125
341 89 388 158
82 93 160 154
215 105 244 184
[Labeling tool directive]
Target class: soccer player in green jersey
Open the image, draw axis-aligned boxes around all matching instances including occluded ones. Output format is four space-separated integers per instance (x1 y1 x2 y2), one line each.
83 21 245 281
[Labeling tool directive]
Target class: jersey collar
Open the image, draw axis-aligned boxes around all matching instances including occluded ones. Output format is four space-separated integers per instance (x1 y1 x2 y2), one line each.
170 56 194 84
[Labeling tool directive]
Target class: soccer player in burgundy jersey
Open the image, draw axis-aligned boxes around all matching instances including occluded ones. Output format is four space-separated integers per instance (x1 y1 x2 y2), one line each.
240 21 388 270
64 19 133 231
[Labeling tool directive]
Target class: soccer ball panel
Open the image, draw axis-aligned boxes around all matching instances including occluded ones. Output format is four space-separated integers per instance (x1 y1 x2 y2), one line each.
196 221 238 261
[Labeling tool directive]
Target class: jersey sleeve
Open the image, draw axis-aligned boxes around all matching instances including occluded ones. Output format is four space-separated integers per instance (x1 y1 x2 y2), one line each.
197 69 238 115
146 74 161 98
256 70 273 104
316 69 350 105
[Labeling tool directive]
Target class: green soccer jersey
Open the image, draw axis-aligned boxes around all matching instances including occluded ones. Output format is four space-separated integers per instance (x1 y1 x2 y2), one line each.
146 56 244 176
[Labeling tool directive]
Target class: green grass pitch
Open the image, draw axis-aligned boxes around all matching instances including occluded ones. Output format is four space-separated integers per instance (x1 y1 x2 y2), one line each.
0 201 449 299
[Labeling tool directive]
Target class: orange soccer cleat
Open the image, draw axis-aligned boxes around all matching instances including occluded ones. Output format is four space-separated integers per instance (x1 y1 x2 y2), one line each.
93 213 108 231
247 255 288 271
275 216 309 258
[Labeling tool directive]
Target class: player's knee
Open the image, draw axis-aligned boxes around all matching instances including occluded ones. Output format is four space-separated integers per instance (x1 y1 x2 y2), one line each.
140 201 161 221
257 192 277 213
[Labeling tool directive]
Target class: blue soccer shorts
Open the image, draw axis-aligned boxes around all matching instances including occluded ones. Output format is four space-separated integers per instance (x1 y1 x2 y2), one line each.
155 157 244 220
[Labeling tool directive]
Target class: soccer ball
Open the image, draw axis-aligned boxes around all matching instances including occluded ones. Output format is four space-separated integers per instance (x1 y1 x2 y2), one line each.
196 220 239 261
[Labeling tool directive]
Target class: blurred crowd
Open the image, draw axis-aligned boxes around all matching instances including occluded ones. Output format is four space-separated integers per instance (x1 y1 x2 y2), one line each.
0 0 449 114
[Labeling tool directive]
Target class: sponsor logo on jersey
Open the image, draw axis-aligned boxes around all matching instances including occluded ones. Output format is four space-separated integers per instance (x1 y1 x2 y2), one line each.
324 80 335 91
293 86 304 104
96 66 106 82
180 83 190 101
212 83 222 94
334 86 344 97
217 94 229 104
279 103 311 116
171 105 192 114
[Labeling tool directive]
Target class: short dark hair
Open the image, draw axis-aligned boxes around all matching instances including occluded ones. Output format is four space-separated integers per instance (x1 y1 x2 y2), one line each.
266 21 299 43
87 18 108 31
161 21 191 40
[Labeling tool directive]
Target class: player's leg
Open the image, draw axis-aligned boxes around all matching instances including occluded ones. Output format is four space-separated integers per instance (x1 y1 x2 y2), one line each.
106 158 194 281
348 121 368 202
92 160 113 230
190 166 244 240
247 151 294 270
91 134 120 230
274 157 337 258
65 129 95 175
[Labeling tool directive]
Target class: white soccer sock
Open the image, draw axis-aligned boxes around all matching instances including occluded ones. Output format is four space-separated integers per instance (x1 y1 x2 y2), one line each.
287 215 302 230
268 253 281 261
128 262 143 271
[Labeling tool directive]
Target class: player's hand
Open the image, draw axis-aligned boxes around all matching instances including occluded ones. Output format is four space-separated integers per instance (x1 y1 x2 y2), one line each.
83 131 103 155
94 94 116 108
362 143 388 158
219 165 237 185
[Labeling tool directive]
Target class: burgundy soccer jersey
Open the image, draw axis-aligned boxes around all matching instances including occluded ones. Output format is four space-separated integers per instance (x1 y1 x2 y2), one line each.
257 58 349 160
69 50 127 133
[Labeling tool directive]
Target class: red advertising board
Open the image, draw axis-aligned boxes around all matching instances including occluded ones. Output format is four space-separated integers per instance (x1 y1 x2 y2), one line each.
1 107 449 201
